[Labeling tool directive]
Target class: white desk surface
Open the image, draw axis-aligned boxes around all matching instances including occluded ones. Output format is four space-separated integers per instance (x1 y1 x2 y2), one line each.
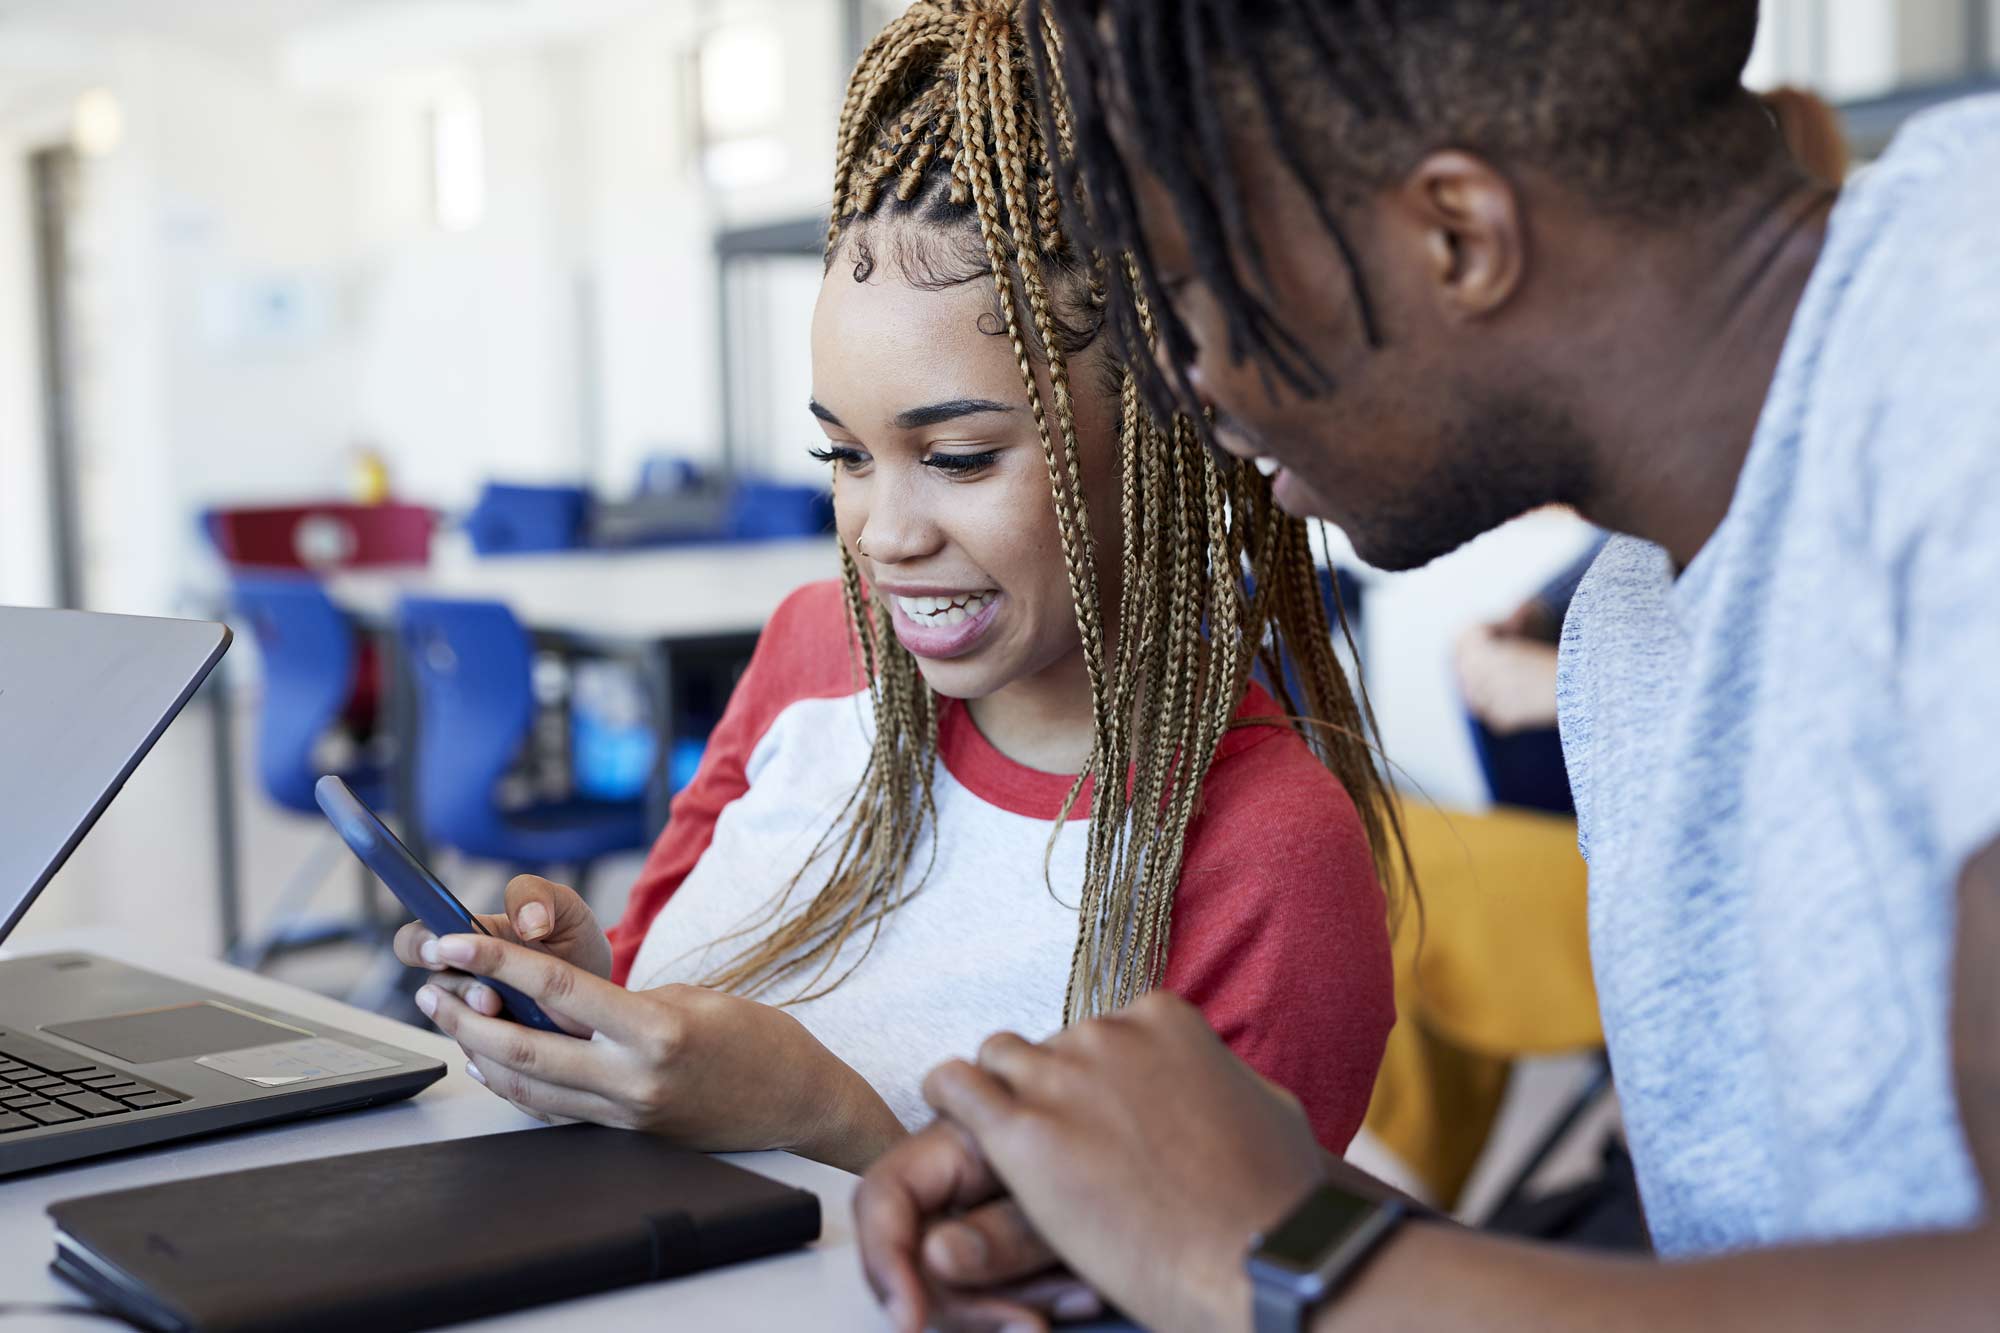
0 928 888 1333
323 538 842 646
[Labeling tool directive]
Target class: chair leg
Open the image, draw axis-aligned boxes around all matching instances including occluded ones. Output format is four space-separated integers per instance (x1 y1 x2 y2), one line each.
231 831 348 973
1479 1051 1616 1225
347 947 425 1021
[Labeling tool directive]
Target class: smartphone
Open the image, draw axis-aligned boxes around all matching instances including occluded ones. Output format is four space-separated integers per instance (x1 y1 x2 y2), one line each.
314 775 566 1033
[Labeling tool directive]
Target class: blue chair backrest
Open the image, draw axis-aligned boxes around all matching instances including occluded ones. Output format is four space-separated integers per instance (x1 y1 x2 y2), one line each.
231 576 359 815
463 483 591 555
726 481 834 541
397 596 535 852
636 455 707 496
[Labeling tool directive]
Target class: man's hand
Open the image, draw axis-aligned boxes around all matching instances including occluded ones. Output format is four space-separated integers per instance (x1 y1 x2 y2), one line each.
393 874 611 1037
1453 623 1562 735
414 932 907 1172
862 991 1327 1333
855 1122 1106 1332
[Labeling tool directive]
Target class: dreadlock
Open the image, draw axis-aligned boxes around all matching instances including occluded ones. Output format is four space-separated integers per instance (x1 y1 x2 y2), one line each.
1027 0 1780 414
701 0 1410 1024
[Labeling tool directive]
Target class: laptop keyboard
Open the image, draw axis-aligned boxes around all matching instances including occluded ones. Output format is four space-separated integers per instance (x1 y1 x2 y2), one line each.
0 1031 184 1134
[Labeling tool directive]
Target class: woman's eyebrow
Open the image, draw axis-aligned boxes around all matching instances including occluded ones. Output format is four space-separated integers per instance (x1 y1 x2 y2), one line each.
891 398 1017 430
808 399 845 427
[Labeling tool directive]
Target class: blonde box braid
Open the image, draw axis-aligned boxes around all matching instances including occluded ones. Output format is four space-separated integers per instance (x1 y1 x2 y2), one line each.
704 0 1410 1024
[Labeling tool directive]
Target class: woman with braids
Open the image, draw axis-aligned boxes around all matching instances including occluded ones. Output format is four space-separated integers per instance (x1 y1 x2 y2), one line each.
389 0 1405 1178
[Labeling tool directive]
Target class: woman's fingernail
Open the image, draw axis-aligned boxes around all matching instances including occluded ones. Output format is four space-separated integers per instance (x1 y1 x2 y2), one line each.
437 935 477 965
517 902 550 939
419 939 440 966
1054 1288 1102 1320
414 986 437 1017
466 1061 486 1085
466 984 495 1014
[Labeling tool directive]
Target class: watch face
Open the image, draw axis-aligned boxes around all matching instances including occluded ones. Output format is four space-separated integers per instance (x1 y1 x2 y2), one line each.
1258 1188 1378 1274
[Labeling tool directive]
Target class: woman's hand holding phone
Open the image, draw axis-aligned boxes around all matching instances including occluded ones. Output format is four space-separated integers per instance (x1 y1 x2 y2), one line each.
392 874 611 1038
407 930 909 1173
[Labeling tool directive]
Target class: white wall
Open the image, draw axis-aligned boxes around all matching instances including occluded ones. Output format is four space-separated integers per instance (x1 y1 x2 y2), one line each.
575 11 723 492
0 116 56 608
3 40 375 614
0 6 765 614
139 42 361 596
344 54 589 505
1749 0 1992 95
705 0 844 230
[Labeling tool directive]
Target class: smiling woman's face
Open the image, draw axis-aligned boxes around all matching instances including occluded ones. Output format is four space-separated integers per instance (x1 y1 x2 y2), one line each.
809 234 1119 702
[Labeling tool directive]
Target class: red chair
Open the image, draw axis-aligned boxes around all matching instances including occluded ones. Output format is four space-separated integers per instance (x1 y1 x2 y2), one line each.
203 502 438 734
204 502 436 570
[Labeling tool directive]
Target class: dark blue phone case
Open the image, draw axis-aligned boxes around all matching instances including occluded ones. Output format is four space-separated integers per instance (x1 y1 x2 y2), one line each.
314 775 566 1033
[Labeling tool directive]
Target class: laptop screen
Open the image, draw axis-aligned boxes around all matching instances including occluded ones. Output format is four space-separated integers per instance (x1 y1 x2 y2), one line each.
0 607 228 943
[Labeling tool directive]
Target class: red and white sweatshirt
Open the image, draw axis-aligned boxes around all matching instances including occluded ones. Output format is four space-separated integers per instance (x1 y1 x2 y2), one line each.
608 580 1393 1150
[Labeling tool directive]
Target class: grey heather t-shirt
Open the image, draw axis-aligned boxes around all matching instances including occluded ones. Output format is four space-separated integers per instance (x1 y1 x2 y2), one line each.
1557 97 2000 1259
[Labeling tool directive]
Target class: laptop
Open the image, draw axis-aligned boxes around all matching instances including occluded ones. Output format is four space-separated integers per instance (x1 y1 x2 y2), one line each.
0 605 443 1178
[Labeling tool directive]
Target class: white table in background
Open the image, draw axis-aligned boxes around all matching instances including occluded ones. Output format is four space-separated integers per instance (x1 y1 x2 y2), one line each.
322 537 840 647
0 928 886 1333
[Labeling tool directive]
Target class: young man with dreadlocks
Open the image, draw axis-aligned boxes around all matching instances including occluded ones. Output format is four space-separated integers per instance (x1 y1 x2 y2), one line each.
856 2 2000 1330
388 0 1406 1182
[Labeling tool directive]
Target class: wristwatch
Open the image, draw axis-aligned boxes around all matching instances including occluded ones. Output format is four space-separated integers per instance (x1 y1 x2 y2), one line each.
1245 1182 1409 1333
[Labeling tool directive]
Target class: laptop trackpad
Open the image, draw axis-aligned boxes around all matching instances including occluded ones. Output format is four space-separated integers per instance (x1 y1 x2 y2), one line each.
46 1002 312 1063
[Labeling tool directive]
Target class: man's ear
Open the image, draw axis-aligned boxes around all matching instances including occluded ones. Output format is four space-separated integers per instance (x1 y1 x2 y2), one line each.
1391 150 1525 322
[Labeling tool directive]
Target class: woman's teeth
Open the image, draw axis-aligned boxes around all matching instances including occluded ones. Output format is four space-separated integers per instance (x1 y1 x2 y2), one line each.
1255 456 1281 477
895 591 997 627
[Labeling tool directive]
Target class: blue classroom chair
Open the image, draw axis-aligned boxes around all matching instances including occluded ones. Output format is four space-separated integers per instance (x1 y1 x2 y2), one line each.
462 483 591 555
228 576 396 968
232 576 391 814
725 480 834 541
397 596 649 896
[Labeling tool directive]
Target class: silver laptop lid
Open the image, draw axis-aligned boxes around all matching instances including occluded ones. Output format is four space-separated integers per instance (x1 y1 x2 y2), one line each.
0 607 229 943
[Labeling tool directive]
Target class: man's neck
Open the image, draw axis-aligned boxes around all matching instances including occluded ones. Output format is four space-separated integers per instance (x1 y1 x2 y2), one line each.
1573 172 1839 569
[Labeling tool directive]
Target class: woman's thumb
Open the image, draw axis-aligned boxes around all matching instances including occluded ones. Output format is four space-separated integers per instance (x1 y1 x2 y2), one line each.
506 874 566 941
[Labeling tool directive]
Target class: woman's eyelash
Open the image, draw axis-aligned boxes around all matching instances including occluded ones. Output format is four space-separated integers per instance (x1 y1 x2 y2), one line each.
807 445 996 474
925 450 1000 473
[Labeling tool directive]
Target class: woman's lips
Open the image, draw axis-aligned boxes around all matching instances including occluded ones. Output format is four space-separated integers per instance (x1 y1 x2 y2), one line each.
887 592 1004 661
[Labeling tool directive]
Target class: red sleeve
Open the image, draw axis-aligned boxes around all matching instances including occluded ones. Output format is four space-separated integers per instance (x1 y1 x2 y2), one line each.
1162 719 1396 1153
608 579 862 984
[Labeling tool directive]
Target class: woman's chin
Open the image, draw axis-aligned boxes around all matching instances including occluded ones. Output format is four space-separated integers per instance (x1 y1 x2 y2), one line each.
913 657 1005 701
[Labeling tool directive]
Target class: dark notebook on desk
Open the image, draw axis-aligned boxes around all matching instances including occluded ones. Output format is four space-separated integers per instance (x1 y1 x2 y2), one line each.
47 1124 823 1333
